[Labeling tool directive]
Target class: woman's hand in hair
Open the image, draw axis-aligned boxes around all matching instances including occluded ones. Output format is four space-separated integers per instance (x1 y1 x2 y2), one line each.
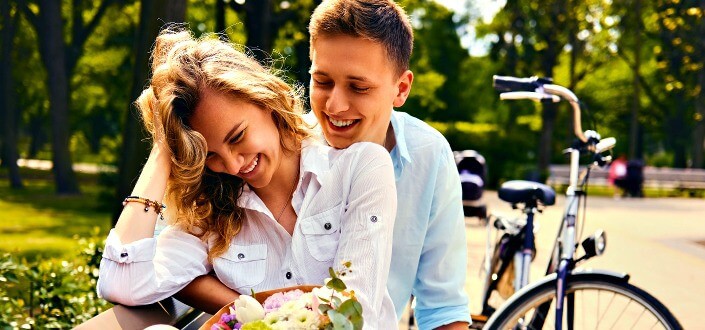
149 106 172 170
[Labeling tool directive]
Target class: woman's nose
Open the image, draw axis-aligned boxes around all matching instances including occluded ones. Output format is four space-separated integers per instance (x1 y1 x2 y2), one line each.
222 154 245 175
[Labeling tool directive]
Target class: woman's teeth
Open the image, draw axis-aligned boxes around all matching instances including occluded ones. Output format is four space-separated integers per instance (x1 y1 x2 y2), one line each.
240 154 259 174
330 118 356 127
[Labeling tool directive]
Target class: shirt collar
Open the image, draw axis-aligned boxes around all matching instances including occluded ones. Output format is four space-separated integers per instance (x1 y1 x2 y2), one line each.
390 110 412 168
237 138 328 213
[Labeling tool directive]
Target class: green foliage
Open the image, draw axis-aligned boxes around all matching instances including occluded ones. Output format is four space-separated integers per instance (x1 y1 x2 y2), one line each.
0 231 110 329
321 263 363 330
427 120 538 186
0 168 111 261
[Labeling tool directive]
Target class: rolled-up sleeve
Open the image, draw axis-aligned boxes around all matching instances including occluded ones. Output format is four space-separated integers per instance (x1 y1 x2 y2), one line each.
97 227 212 306
334 143 398 329
413 146 471 329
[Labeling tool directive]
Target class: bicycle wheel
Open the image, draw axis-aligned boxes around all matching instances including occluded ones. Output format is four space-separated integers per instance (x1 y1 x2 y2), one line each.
480 234 519 317
485 270 682 330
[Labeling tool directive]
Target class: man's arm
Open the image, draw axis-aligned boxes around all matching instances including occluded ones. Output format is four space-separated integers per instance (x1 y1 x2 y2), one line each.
174 274 239 314
413 145 471 329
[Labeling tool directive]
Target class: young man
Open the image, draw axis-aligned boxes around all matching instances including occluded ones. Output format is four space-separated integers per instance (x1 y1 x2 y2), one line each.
307 1 471 328
175 1 471 328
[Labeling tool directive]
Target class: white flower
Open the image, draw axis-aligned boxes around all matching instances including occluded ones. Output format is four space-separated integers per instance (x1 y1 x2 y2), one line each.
299 292 315 309
271 320 296 330
233 294 265 323
291 309 319 329
277 299 306 316
263 312 284 326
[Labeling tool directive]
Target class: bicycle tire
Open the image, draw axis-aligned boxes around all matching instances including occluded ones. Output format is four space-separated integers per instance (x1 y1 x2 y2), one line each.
484 270 682 330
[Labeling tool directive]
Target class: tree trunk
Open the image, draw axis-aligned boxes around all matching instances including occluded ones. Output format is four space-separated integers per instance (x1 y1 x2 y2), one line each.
244 0 274 62
112 0 186 225
629 0 642 160
36 0 80 194
693 66 705 169
1 0 24 188
537 57 558 182
670 94 688 168
692 3 705 169
215 0 225 35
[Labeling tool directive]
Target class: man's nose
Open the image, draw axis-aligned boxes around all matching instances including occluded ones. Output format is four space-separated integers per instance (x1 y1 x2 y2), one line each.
326 87 349 115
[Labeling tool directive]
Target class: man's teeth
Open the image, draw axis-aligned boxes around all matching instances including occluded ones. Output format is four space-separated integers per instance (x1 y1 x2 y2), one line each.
330 118 356 127
240 155 259 174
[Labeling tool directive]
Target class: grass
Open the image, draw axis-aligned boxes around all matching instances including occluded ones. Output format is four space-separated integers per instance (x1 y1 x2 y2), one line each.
0 167 112 261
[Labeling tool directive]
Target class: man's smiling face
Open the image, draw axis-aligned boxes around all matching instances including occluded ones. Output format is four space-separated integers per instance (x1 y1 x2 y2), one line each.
309 34 411 149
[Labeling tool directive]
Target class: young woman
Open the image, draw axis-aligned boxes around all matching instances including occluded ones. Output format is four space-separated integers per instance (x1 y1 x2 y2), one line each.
97 27 398 327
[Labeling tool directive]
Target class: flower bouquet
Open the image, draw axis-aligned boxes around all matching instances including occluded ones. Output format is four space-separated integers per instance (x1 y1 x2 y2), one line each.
201 263 363 330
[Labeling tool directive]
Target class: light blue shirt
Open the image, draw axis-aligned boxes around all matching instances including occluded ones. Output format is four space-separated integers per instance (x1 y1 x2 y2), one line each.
304 110 471 328
388 111 471 329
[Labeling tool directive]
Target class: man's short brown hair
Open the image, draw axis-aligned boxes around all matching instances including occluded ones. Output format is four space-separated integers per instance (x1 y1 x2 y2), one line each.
309 0 414 75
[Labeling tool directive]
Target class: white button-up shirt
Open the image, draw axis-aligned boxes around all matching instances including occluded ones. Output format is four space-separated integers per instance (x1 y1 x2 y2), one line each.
98 141 398 328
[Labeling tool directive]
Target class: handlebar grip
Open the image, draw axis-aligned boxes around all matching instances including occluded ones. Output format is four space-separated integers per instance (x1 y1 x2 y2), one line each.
493 75 552 92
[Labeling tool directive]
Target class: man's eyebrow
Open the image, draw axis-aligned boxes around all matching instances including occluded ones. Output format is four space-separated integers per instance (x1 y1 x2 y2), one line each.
347 75 368 82
310 68 328 76
310 69 368 82
223 121 244 144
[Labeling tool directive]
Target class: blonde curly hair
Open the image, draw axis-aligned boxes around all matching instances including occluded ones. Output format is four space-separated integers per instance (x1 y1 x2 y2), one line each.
136 26 311 261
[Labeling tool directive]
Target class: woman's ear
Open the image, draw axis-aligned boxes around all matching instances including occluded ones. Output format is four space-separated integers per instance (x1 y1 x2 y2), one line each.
393 70 414 108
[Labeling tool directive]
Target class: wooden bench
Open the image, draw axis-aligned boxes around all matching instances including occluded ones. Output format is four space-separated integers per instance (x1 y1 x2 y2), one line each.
76 298 209 330
547 164 705 194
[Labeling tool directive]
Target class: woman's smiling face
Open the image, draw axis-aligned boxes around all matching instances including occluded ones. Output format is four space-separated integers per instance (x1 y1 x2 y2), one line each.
189 87 283 189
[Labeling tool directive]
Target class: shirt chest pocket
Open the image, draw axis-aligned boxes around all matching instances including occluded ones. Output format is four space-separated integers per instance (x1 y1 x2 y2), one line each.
213 244 267 291
300 205 342 262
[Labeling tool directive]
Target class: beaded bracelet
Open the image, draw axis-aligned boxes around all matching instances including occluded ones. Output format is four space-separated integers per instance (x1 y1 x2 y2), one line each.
123 196 167 221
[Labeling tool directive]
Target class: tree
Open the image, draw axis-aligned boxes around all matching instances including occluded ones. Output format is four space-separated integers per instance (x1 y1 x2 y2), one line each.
112 0 186 225
224 0 321 88
478 1 573 178
18 0 123 194
651 0 704 167
1 0 24 189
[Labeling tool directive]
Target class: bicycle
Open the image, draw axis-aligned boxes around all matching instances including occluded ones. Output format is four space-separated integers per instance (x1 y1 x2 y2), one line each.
475 76 682 329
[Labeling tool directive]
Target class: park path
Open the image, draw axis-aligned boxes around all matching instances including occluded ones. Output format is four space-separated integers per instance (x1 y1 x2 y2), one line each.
463 193 705 329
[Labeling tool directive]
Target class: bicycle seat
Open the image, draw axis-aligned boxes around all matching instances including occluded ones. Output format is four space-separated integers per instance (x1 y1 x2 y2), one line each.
498 180 556 206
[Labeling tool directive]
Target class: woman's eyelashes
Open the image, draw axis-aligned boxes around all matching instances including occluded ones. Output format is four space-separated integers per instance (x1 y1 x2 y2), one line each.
205 128 246 160
229 128 246 144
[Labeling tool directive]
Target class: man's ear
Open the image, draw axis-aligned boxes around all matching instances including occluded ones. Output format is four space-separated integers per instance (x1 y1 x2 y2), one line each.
393 70 414 108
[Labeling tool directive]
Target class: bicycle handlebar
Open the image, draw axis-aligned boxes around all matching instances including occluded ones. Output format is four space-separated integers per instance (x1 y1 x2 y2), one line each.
493 75 587 143
493 75 553 92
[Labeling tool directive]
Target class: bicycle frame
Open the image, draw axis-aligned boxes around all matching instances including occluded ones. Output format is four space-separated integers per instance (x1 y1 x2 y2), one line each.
492 75 614 329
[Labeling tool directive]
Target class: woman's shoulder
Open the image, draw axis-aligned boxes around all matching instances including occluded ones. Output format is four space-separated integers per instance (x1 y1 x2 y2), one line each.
333 141 389 160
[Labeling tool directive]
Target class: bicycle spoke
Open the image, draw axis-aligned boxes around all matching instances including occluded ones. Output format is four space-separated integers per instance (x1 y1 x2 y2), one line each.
629 306 647 329
597 290 618 328
608 297 632 329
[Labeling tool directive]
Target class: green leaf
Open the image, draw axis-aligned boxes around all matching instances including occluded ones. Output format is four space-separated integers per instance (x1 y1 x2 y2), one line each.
327 310 354 330
318 304 332 314
326 278 347 292
337 299 363 317
328 267 337 279
331 296 343 308
349 312 364 330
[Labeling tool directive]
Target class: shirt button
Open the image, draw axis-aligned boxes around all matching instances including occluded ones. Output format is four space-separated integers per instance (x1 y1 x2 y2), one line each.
285 271 292 280
120 252 128 258
370 215 378 223
324 222 332 230
237 253 245 260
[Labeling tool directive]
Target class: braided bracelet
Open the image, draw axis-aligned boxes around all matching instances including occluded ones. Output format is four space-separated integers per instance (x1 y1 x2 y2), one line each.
123 196 167 220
